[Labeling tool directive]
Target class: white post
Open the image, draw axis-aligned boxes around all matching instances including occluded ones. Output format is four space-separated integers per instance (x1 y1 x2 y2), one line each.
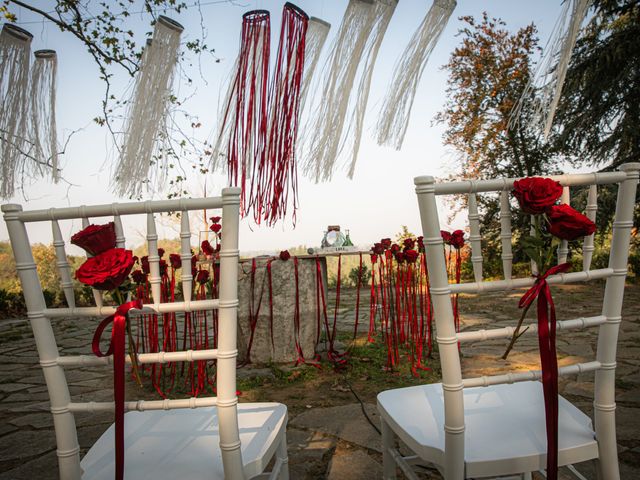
468 193 483 282
582 184 597 271
415 176 464 479
146 210 162 305
2 204 82 480
499 190 513 280
180 209 193 303
557 186 570 264
81 212 103 307
217 187 244 479
51 218 76 308
594 163 639 480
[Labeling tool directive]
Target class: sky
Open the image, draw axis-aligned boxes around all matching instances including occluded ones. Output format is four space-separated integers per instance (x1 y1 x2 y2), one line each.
1 0 566 255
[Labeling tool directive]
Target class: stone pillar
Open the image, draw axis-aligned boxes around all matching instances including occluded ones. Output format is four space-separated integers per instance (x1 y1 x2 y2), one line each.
236 256 325 363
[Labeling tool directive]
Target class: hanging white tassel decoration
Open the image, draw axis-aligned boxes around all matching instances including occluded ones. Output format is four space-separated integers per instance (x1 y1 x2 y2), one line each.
509 0 590 138
30 49 59 182
375 0 456 150
0 24 33 199
211 10 271 212
301 0 378 183
345 0 397 178
114 16 183 198
299 16 331 114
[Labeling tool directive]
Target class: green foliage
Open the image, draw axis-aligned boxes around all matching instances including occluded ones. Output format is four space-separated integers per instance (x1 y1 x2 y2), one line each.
347 265 371 288
554 0 640 170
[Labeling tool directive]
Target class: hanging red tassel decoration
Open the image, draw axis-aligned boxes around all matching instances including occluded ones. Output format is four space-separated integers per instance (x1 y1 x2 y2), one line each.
250 3 309 225
212 10 270 218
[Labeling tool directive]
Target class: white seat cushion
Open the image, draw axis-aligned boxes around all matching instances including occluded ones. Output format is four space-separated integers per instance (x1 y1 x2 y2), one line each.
377 381 598 478
81 403 287 480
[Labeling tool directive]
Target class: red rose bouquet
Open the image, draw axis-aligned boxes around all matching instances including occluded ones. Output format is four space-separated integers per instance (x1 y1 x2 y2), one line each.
506 177 596 480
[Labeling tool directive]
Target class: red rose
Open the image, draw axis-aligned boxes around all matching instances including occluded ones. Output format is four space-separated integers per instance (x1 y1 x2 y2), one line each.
169 253 182 269
159 259 168 277
370 253 378 264
71 222 116 256
76 248 135 290
191 255 198 277
513 177 563 214
372 243 384 255
390 244 400 254
201 240 214 256
141 256 150 274
210 216 221 224
196 269 210 284
210 223 222 233
157 248 165 258
404 249 419 263
381 238 392 249
403 238 415 250
547 204 596 241
417 236 424 252
131 269 147 285
450 230 465 249
394 251 405 263
440 230 452 244
279 250 291 261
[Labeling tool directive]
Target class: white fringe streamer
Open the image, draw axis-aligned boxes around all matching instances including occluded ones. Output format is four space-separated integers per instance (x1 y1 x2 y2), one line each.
0 24 33 199
375 0 456 150
301 0 377 183
345 0 397 178
114 16 183 198
299 16 331 115
509 0 591 138
30 49 59 182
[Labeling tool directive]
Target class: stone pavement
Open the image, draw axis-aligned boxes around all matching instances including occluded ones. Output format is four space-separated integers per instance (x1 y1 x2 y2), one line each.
1 283 639 479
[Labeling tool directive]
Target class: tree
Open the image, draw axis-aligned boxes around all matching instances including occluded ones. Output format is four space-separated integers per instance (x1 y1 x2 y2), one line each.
435 14 561 276
553 0 639 170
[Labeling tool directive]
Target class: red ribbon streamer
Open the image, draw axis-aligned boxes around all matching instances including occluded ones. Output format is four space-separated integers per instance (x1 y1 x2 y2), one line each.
518 262 571 480
92 299 143 480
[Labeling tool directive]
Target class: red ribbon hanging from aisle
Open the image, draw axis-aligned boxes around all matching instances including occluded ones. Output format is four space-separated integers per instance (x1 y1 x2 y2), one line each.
91 299 143 480
518 262 571 480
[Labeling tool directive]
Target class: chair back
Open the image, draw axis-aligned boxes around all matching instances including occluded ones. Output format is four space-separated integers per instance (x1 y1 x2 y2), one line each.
414 164 639 477
1 188 243 479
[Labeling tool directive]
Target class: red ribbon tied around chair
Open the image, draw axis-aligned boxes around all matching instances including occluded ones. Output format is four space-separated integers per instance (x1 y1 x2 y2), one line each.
92 299 143 480
518 262 570 480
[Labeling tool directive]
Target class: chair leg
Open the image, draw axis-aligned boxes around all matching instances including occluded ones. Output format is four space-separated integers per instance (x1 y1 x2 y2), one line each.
276 432 289 480
381 417 397 480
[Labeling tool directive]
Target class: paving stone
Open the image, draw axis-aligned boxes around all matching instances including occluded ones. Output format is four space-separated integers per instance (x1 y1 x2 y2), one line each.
327 445 382 480
291 403 381 453
0 449 58 480
0 431 56 461
0 383 34 393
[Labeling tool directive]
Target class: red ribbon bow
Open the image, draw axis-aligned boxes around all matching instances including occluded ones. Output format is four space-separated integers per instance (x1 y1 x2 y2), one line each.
518 262 571 480
92 299 143 480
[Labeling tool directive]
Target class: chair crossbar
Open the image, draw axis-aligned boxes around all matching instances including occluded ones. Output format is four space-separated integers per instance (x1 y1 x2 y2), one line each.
57 348 220 367
449 268 613 294
44 298 222 318
457 315 606 343
417 171 627 196
68 396 219 413
12 197 224 223
387 447 421 480
462 361 602 388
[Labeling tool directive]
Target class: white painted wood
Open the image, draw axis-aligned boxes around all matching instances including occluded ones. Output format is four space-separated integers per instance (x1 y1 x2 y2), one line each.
468 193 483 282
2 187 288 480
180 210 193 303
499 191 513 280
146 211 162 304
378 165 639 479
81 212 103 308
582 184 597 271
558 186 570 264
51 218 76 308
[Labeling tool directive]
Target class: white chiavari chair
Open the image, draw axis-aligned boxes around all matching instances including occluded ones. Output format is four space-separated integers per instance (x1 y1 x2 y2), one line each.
2 187 289 480
377 164 639 479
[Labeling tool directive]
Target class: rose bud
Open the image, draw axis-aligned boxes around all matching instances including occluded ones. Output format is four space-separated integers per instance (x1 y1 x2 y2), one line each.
440 230 452 244
404 249 419 263
141 256 150 274
450 230 465 249
210 216 221 224
394 251 405 263
372 243 384 255
370 253 378 264
279 250 291 261
210 223 222 233
131 269 147 285
381 238 392 249
191 255 198 277
196 269 210 284
71 222 116 256
201 240 215 256
390 244 400 254
169 253 182 269
159 259 168 277
158 248 165 258
513 177 563 215
403 238 415 250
